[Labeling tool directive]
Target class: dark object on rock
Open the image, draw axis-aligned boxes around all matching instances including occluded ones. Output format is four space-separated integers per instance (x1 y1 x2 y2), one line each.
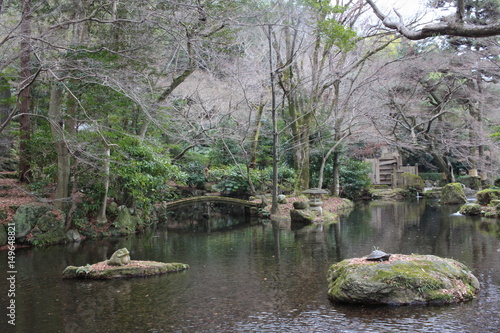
365 249 391 261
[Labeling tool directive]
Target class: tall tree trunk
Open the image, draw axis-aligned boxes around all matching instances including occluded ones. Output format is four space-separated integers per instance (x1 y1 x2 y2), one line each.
0 77 12 159
249 98 266 167
268 25 278 214
18 0 32 182
48 82 71 211
331 151 341 196
97 146 111 224
432 152 452 183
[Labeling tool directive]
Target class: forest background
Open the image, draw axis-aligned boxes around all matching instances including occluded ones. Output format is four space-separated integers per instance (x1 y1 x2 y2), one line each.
0 0 499 234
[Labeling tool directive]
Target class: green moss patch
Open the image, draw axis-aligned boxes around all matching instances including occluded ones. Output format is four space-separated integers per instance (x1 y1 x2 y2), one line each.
327 254 479 305
476 189 500 205
63 260 189 279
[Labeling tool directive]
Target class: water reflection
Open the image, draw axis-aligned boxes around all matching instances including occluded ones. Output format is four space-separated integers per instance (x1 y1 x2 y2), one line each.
1 199 499 332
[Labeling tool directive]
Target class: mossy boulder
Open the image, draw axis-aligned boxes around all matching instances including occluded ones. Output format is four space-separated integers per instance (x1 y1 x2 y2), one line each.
459 203 482 216
12 203 66 245
476 189 500 205
62 260 189 279
458 176 481 190
12 203 54 238
293 201 309 210
0 223 7 246
290 209 316 224
66 229 82 242
327 254 479 305
369 188 407 200
440 183 467 205
110 206 138 235
399 173 425 192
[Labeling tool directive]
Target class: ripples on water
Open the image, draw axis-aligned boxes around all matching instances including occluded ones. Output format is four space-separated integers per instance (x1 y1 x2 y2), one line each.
1 199 499 332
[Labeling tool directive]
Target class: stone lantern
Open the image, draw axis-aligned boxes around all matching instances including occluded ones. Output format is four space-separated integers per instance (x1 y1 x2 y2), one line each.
302 188 328 215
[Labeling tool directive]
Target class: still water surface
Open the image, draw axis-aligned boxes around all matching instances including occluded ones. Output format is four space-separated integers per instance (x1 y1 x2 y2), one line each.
1 199 499 332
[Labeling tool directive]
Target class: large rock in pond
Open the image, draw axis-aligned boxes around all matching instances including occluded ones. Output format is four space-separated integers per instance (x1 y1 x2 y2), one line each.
327 254 479 305
440 183 467 205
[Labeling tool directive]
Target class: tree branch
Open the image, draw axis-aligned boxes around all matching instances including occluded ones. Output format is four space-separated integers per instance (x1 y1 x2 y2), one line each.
366 0 500 40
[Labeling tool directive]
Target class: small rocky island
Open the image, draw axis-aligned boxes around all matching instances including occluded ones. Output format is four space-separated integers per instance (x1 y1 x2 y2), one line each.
63 248 189 279
327 252 479 305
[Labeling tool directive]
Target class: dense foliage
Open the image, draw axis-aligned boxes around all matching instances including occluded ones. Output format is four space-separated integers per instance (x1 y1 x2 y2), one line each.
0 0 498 227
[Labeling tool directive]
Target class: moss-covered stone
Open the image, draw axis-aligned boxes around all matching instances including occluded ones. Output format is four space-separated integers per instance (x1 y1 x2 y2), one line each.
290 209 316 224
12 203 54 238
327 254 479 305
459 203 483 215
12 203 67 246
476 189 500 205
440 183 467 205
399 173 425 192
0 223 6 246
369 188 407 200
110 206 138 235
458 176 481 190
62 260 190 279
293 201 309 209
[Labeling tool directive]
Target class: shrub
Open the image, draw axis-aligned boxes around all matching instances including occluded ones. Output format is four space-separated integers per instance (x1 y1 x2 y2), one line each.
419 173 442 182
339 158 372 200
182 161 207 189
110 137 187 209
210 164 297 197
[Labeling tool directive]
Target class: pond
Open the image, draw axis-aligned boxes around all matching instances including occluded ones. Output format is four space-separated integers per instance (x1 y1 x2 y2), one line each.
1 199 499 332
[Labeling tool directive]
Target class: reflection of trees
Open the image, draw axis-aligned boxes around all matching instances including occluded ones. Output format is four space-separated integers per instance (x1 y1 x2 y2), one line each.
8 202 500 331
166 203 254 232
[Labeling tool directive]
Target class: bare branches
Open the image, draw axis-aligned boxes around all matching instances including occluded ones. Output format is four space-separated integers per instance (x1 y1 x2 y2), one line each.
366 0 500 40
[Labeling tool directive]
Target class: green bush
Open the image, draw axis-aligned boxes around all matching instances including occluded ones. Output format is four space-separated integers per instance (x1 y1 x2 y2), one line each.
110 137 187 209
339 158 372 200
419 173 442 182
209 164 297 197
476 189 500 205
215 167 250 196
182 161 207 189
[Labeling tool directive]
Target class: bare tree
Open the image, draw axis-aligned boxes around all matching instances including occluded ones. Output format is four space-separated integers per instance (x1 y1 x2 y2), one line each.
366 0 500 40
368 50 500 180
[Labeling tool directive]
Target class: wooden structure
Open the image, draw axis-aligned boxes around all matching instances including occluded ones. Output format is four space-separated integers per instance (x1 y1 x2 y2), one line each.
164 196 259 209
365 151 418 187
